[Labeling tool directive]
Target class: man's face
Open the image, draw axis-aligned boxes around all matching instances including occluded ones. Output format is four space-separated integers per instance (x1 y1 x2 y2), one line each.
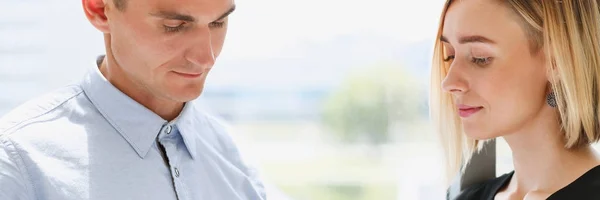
104 0 235 102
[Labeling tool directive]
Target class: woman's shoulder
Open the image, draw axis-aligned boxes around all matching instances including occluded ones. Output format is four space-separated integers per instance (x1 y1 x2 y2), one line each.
452 171 513 200
453 165 600 200
549 165 600 200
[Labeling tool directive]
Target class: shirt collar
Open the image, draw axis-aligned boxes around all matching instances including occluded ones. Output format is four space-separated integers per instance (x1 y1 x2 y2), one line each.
171 102 200 159
81 55 198 159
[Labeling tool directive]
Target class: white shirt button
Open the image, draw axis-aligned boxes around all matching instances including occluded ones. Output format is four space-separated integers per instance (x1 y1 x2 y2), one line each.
174 167 180 177
164 125 172 134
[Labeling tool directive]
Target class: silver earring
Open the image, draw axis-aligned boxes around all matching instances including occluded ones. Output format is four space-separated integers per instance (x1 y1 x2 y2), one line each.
546 92 557 108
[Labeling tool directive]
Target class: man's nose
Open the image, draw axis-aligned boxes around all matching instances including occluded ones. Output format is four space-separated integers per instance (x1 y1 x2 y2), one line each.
185 27 216 68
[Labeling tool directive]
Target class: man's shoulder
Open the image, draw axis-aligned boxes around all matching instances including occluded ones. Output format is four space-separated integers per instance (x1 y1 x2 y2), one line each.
185 103 230 134
192 109 233 143
186 106 240 149
201 111 230 133
0 85 86 136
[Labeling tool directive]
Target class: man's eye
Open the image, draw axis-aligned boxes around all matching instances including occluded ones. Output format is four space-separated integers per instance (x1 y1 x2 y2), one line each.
164 23 185 33
209 21 226 28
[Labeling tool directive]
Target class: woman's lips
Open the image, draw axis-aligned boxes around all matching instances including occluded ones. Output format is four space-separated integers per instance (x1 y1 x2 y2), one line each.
457 104 483 118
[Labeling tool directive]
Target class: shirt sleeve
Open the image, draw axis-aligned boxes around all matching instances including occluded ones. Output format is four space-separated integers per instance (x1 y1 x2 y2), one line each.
0 137 34 200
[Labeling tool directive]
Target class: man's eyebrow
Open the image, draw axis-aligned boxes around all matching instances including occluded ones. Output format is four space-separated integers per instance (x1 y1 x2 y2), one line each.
440 35 496 44
215 5 236 21
149 5 235 22
150 11 196 22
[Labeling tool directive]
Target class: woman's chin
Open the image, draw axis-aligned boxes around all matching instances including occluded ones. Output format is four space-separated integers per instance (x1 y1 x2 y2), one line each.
463 130 498 141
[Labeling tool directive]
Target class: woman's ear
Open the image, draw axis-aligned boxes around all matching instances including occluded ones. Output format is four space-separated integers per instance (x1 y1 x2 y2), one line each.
82 0 110 33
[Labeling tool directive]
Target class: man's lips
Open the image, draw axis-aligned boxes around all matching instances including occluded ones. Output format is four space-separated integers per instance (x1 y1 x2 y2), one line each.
173 71 202 78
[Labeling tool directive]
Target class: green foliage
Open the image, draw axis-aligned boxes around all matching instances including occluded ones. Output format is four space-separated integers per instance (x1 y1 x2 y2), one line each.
322 63 426 145
280 183 397 200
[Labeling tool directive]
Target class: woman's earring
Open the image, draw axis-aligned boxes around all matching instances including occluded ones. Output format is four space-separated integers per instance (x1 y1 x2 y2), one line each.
546 92 557 108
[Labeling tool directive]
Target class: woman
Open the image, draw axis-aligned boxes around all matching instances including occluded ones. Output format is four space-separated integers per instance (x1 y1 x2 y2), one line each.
430 0 600 199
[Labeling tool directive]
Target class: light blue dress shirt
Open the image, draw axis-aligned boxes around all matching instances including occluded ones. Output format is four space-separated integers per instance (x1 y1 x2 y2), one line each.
0 57 266 200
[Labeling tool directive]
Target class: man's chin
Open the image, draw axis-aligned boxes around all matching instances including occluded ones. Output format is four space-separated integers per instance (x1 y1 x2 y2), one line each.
167 88 204 103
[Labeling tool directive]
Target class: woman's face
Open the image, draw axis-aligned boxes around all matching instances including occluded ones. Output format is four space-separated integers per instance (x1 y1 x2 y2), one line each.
441 0 549 139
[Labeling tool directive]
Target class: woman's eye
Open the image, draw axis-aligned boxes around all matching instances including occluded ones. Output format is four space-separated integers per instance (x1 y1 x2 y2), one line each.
471 57 493 66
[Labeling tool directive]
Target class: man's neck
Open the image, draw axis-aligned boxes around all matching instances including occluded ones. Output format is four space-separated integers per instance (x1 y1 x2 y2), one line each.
501 108 599 196
98 55 183 121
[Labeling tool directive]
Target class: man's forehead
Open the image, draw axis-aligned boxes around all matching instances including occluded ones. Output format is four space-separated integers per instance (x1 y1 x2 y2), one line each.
144 0 234 11
141 0 234 20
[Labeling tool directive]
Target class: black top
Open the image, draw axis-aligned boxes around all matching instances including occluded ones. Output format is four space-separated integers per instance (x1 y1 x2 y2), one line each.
454 165 600 200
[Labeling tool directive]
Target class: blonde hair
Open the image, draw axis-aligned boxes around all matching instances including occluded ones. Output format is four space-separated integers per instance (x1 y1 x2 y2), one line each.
430 0 600 182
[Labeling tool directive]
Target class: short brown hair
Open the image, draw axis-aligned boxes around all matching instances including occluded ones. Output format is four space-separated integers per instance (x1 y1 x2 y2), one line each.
113 0 126 11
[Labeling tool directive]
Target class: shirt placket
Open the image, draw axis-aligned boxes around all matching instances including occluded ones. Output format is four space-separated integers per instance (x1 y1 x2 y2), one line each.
158 123 187 200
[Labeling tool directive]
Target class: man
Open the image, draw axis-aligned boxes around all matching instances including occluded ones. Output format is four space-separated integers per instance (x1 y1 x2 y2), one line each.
0 0 266 199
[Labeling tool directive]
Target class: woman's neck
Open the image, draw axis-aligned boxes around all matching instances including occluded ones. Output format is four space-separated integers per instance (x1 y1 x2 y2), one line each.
501 108 600 197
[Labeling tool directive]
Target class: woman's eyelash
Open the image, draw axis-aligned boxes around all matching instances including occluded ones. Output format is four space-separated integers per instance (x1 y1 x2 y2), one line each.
444 55 455 62
471 57 493 65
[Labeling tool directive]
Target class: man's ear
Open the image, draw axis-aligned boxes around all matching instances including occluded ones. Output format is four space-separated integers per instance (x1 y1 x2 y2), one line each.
82 0 110 33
